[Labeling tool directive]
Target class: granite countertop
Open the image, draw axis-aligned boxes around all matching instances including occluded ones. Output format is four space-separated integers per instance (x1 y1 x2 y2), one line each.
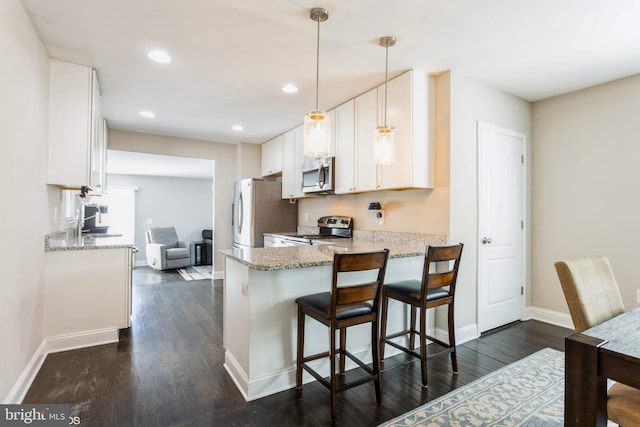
220 231 448 271
45 229 134 252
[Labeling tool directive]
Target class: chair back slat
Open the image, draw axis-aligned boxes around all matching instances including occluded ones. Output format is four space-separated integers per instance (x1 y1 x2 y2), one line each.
335 251 389 273
426 271 456 289
336 282 379 306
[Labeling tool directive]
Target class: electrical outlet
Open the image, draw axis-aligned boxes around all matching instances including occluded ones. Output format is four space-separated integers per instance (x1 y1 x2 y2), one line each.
304 212 309 222
146 218 153 225
241 282 248 296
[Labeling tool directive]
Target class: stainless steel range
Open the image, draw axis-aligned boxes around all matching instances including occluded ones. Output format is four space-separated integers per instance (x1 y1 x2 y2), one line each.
264 216 353 247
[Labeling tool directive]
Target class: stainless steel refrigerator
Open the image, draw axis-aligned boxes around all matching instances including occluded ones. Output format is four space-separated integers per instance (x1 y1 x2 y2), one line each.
233 178 298 249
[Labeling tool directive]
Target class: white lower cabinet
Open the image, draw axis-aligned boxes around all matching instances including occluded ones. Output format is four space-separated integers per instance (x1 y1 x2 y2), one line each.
45 247 132 339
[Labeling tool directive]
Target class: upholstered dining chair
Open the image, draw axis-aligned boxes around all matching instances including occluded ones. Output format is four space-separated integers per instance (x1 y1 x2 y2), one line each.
295 249 389 424
555 256 640 426
379 243 463 388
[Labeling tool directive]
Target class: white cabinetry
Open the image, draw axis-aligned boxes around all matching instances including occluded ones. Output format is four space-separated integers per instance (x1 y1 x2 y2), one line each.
335 70 433 194
45 247 132 339
334 100 357 193
281 126 305 199
376 70 434 190
335 91 377 194
48 59 106 193
261 135 283 177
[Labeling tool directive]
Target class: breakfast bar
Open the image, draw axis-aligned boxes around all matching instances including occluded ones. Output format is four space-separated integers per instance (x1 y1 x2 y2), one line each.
219 232 447 401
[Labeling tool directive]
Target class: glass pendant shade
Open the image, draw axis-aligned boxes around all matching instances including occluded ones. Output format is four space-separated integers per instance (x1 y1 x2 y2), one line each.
304 110 331 157
374 125 395 165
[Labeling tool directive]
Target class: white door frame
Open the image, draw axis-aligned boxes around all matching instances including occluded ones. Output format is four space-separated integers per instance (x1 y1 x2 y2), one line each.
476 121 527 333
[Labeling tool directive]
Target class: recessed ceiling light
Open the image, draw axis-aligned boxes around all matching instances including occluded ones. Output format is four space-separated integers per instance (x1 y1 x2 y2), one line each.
282 84 298 94
147 50 171 63
232 125 244 131
139 111 155 118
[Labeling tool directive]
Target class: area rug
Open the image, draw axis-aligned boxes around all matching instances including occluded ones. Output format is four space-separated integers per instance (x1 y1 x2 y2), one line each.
379 348 564 427
177 265 212 281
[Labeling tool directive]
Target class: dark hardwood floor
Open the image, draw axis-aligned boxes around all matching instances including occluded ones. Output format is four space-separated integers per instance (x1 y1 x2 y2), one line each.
24 267 573 426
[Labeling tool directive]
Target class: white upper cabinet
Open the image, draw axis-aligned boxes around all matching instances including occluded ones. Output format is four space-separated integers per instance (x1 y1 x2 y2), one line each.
260 69 433 196
335 70 433 194
376 70 434 191
334 90 378 194
334 100 356 194
261 135 283 177
281 126 305 199
48 59 106 192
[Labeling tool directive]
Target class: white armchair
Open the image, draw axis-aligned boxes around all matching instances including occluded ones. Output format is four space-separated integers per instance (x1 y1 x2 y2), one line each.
145 227 195 270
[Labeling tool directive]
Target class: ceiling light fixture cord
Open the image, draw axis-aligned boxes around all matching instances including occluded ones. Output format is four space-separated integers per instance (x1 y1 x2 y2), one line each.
315 15 320 110
383 41 389 127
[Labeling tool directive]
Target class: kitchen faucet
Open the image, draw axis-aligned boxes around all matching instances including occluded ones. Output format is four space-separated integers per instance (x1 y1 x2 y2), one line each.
76 186 90 242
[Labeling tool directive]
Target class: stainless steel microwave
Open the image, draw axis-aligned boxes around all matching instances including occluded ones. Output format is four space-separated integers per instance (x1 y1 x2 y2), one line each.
302 157 334 194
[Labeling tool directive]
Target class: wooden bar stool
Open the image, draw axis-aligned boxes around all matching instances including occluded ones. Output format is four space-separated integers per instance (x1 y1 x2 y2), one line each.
295 249 390 424
379 244 463 388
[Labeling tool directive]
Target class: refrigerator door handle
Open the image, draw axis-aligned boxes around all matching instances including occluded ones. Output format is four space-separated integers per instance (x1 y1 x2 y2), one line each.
238 193 244 235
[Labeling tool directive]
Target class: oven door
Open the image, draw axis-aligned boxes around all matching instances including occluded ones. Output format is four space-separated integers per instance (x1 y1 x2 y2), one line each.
302 157 334 194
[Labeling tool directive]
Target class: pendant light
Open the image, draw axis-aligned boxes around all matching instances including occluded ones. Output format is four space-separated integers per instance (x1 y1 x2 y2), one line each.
374 36 396 165
303 8 331 158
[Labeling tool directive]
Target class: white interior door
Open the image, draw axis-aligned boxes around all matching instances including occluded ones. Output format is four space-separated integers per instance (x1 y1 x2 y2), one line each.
477 122 526 333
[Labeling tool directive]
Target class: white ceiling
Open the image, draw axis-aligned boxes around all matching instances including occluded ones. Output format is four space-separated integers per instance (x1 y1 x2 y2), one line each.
21 0 640 145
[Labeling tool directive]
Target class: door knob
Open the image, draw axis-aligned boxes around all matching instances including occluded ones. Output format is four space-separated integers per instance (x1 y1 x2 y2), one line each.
482 237 492 244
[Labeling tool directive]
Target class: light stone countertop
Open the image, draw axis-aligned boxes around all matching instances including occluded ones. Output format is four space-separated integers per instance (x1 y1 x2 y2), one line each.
45 229 134 252
220 232 448 271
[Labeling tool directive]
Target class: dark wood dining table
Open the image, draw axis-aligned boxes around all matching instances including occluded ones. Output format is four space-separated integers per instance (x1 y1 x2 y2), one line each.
564 307 640 426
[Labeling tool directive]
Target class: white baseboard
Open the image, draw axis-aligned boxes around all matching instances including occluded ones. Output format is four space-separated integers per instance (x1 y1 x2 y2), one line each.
45 328 119 354
3 340 47 404
4 328 120 404
525 306 574 330
433 323 478 345
225 336 411 402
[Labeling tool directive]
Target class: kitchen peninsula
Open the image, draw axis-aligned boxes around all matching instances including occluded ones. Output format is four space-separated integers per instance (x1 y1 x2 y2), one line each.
219 231 447 401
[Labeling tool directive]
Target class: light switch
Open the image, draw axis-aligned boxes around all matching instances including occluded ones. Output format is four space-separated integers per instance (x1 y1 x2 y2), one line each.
146 219 153 225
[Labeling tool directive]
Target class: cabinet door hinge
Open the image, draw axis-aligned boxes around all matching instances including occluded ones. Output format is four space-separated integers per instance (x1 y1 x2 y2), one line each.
521 220 524 230
521 155 524 164
521 286 524 296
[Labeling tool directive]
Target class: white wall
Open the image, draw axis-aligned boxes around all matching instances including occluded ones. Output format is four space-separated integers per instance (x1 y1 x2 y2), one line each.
449 70 532 331
532 74 640 314
0 0 51 402
107 174 213 265
108 129 237 272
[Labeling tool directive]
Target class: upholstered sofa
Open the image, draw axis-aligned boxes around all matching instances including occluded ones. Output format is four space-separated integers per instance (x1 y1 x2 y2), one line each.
145 227 195 270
